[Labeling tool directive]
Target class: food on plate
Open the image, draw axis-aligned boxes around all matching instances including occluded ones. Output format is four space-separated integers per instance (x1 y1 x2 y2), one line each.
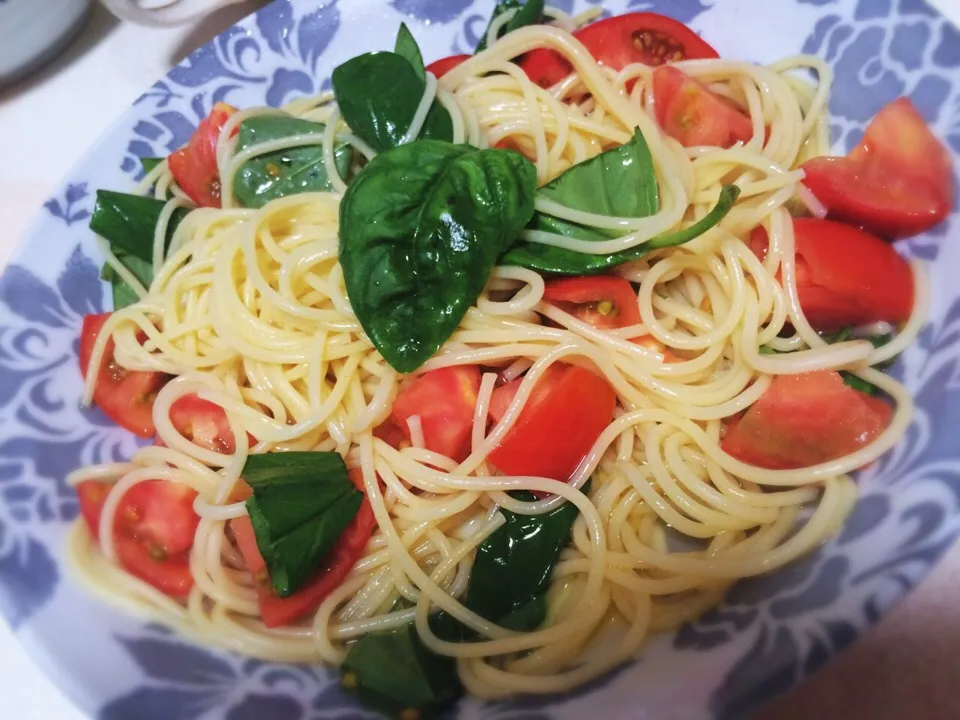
66 3 951 717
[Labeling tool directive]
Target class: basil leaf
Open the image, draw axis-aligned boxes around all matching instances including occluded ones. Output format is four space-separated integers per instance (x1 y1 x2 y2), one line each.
243 452 362 597
465 489 582 625
394 22 425 79
341 624 461 719
103 253 153 310
140 157 164 175
534 128 659 241
232 116 353 208
332 52 453 153
502 184 740 275
90 190 189 264
475 0 545 53
840 371 877 395
340 140 537 372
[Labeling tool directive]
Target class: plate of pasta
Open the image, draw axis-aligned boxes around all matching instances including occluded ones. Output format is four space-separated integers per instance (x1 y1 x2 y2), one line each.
1 0 959 718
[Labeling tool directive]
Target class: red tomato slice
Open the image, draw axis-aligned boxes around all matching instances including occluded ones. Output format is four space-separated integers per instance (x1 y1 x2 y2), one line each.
653 65 753 148
373 420 408 450
391 365 482 462
168 102 236 208
426 54 470 78
487 364 616 485
79 313 168 439
230 468 376 627
521 12 719 89
802 98 954 239
543 276 642 329
721 371 892 469
76 479 198 597
169 394 242 454
750 219 914 331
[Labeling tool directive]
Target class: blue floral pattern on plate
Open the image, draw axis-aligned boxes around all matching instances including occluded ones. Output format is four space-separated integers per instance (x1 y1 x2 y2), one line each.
0 1 958 718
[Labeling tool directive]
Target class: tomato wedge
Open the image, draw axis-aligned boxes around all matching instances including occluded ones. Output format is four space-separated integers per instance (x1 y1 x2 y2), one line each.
426 54 469 78
76 479 199 597
653 65 753 148
168 102 236 208
170 394 242 454
802 97 954 239
391 365 482 462
520 12 719 89
230 468 376 627
79 313 168 439
750 219 914 331
543 276 642 329
487 364 616 485
721 371 892 469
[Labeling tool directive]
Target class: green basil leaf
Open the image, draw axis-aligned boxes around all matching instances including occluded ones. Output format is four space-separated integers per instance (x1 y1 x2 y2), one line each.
243 452 362 597
495 592 548 632
341 624 461 719
394 22 425 80
140 157 164 175
533 128 659 242
232 116 354 208
465 488 582 625
104 253 153 310
90 190 189 264
340 140 537 372
840 371 878 396
332 52 453 153
475 0 545 53
501 184 740 275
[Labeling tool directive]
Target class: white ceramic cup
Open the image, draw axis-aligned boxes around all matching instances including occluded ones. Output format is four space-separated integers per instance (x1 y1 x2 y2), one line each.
98 0 248 27
0 0 92 85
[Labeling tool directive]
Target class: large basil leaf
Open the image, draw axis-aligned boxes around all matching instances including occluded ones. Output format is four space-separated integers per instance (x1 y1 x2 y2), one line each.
394 22 425 79
243 452 362 597
232 116 354 208
332 52 453 153
102 253 153 311
475 0 545 53
501 184 740 274
90 190 189 264
339 140 537 372
341 624 461 719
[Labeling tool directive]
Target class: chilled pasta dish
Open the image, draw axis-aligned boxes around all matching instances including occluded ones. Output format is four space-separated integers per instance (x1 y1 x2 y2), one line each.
65 3 954 716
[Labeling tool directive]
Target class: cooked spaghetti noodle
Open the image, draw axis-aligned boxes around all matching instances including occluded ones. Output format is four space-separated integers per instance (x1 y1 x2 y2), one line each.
66 11 927 702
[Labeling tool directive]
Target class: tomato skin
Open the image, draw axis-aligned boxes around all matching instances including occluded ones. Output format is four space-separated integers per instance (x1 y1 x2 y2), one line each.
751 219 914 331
543 276 642 329
521 12 719 89
801 98 954 239
721 371 892 470
653 65 753 148
169 394 245 454
487 364 616 485
230 469 376 628
391 365 482 462
168 102 236 208
425 54 470 78
76 479 199 597
79 313 168 439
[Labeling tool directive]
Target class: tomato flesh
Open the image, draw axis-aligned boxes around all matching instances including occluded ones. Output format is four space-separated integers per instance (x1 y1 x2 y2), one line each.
721 371 892 469
170 394 243 454
488 364 616 486
79 313 168 439
168 102 236 208
425 54 470 78
543 276 642 329
653 65 753 148
750 219 914 331
76 479 199 597
230 468 376 627
802 98 954 239
521 12 719 89
391 365 482 462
